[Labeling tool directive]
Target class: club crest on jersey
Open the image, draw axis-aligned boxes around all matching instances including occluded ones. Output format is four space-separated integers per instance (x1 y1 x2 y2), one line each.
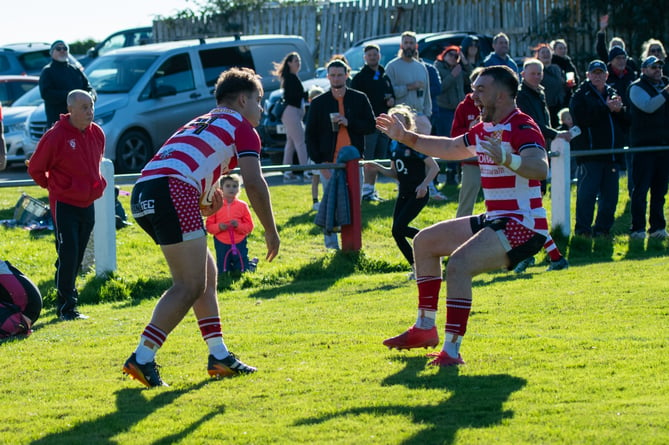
68 139 76 149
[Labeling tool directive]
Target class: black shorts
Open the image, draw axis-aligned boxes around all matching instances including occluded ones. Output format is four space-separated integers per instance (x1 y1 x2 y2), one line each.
131 177 206 245
470 214 546 270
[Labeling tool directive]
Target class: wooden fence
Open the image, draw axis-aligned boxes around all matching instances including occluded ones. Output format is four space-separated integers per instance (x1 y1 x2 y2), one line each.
152 0 615 75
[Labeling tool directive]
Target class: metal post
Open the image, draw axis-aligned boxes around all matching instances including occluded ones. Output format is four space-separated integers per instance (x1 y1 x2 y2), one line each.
341 158 362 251
94 158 117 276
550 139 571 237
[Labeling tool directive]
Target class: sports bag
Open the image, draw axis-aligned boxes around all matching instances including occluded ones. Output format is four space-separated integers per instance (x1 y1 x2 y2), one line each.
0 261 42 338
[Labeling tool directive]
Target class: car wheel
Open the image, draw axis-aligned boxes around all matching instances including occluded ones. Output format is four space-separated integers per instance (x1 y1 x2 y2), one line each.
115 130 152 173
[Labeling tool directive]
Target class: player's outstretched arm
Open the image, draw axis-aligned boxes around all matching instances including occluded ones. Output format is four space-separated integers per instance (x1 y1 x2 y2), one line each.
238 156 280 262
376 114 474 161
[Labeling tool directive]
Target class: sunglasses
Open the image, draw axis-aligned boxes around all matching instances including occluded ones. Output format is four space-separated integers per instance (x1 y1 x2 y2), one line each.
54 46 68 51
648 64 663 70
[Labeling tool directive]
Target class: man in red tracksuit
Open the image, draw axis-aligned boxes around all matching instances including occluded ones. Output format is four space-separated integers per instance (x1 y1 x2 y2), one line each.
28 90 106 321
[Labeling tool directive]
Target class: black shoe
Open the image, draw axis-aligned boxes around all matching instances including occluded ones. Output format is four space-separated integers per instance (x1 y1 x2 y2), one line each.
59 310 89 321
207 352 257 378
123 353 168 387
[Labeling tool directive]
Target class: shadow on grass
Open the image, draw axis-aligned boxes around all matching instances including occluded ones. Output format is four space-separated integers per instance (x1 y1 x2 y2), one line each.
294 356 526 444
30 380 220 445
246 249 405 300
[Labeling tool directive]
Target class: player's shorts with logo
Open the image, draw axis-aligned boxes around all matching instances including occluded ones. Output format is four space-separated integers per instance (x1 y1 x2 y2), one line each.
131 177 206 245
470 214 546 270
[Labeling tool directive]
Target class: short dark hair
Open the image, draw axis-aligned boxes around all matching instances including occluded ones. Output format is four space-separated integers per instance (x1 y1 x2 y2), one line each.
364 44 380 53
214 67 263 104
326 59 349 73
479 65 519 99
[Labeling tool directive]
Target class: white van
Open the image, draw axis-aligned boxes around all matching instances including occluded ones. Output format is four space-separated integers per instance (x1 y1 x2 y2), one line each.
25 35 315 172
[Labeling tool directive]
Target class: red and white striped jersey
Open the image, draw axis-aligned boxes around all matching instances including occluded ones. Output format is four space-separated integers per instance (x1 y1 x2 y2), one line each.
137 107 261 205
464 109 549 236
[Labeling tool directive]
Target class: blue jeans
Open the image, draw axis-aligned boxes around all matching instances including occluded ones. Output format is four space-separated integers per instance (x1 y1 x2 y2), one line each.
575 161 620 236
214 237 249 272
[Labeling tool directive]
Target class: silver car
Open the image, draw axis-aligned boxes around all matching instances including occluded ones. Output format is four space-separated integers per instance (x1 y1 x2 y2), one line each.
3 86 43 165
24 35 317 173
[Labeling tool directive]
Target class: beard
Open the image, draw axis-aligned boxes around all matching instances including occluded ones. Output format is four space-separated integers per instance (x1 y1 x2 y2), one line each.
402 47 416 59
480 104 494 122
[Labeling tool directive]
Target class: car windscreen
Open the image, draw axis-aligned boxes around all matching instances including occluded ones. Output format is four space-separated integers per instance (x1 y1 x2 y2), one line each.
85 55 158 93
11 85 43 107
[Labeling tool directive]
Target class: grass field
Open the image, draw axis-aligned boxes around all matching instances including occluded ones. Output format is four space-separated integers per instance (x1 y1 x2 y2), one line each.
0 178 668 444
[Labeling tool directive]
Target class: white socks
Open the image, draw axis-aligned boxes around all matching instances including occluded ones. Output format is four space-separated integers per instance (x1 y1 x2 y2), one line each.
415 309 436 329
443 332 463 358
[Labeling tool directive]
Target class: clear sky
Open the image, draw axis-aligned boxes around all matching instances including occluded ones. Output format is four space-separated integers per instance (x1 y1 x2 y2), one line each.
1 0 194 45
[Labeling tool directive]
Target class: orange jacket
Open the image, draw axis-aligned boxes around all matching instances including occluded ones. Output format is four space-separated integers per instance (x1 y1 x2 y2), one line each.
205 197 254 245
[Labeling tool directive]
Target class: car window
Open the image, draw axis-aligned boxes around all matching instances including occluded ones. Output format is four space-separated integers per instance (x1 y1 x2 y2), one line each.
12 85 43 107
199 46 254 87
17 50 51 73
98 34 128 58
344 44 399 72
87 54 157 93
140 53 195 100
252 43 308 80
0 55 9 72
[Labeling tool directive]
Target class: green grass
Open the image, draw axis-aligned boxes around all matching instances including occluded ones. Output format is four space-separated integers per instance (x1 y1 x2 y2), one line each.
0 178 668 444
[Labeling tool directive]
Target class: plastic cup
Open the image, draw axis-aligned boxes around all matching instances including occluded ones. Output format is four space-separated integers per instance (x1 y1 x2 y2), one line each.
329 113 339 132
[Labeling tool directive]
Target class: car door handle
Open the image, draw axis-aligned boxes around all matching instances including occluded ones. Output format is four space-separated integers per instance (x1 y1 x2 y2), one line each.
190 92 202 99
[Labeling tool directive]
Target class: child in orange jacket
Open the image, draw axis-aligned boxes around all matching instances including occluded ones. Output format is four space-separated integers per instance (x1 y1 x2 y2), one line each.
205 174 255 273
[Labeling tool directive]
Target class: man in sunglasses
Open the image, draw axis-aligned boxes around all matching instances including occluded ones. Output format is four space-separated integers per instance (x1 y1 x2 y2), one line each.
39 40 95 127
628 56 669 240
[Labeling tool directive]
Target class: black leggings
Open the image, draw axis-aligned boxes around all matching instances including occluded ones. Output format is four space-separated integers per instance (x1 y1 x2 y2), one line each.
392 193 429 266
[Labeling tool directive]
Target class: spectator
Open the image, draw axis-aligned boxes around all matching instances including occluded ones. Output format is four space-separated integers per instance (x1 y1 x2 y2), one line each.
640 39 669 77
628 56 669 240
421 53 450 196
483 32 521 77
434 46 465 137
122 67 280 387
377 65 551 367
434 45 466 189
516 59 570 147
205 174 255 272
606 46 636 195
535 43 568 127
557 107 579 180
27 90 106 321
385 31 433 134
550 39 580 85
39 40 95 128
569 60 628 237
364 105 439 277
596 14 638 74
351 44 395 202
514 58 570 273
460 35 483 95
451 67 483 218
305 59 376 249
0 102 5 171
272 52 309 183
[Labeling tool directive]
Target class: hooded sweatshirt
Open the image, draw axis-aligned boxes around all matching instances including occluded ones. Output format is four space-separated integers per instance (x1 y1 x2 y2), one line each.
28 114 106 208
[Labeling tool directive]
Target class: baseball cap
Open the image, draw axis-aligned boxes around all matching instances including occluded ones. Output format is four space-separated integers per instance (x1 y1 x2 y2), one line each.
608 46 627 62
587 60 607 73
641 55 664 68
